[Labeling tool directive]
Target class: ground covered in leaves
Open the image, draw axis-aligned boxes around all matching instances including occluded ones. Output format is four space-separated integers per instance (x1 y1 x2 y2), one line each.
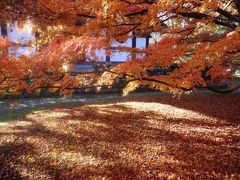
0 93 239 179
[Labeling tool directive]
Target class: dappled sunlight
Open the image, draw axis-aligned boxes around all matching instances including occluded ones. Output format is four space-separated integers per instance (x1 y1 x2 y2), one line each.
27 111 69 119
90 101 238 143
118 101 218 122
120 101 239 144
14 120 33 127
0 94 239 178
0 122 10 127
48 151 103 167
88 104 128 116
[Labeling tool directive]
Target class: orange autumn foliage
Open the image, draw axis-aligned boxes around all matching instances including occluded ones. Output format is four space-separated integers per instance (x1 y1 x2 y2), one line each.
0 0 239 96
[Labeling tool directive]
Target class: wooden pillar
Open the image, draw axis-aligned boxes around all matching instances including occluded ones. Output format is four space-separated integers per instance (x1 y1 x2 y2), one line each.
146 35 150 48
106 54 110 63
1 23 7 37
106 49 110 63
1 22 8 56
132 32 136 60
132 32 136 48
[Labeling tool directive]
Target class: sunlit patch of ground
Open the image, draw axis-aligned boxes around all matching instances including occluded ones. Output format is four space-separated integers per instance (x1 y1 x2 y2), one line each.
0 93 239 179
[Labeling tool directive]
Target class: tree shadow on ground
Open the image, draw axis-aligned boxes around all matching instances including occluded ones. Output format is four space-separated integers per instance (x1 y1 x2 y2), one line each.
0 94 239 178
0 142 35 179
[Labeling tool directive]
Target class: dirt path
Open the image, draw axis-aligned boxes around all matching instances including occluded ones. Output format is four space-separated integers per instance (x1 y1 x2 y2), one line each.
0 92 163 111
0 90 239 123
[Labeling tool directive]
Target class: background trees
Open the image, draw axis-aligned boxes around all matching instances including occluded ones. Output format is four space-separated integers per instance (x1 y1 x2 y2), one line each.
0 0 239 96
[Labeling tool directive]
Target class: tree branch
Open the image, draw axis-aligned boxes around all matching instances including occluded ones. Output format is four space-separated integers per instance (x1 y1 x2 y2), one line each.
76 13 97 19
178 11 238 29
105 69 192 91
217 8 240 23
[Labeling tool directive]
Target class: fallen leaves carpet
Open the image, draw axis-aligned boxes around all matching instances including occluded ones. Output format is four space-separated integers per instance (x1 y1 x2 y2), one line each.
0 93 239 179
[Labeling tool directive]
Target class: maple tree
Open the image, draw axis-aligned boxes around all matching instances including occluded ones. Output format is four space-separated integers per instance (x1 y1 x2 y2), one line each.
0 0 240 96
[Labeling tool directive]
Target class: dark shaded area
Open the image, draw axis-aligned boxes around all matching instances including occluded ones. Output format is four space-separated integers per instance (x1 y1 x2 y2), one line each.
147 64 179 76
0 142 35 179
